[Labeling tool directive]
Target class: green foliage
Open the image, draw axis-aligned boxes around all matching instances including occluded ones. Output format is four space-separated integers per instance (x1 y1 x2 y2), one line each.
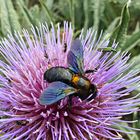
1 0 139 54
0 0 140 139
129 54 140 72
0 0 21 36
92 0 105 32
108 1 130 49
40 0 55 25
123 30 140 51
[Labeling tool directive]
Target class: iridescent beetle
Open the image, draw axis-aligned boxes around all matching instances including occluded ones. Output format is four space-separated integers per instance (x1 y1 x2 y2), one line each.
39 39 97 105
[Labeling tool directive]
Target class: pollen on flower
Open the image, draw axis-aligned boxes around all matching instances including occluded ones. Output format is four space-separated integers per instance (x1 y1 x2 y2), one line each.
0 22 139 140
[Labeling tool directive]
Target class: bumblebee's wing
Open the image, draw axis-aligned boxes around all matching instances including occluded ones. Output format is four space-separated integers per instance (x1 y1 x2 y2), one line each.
39 81 77 105
67 39 84 74
44 67 72 83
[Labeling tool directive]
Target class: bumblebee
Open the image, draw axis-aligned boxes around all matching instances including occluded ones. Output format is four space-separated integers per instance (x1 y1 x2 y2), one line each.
39 39 97 105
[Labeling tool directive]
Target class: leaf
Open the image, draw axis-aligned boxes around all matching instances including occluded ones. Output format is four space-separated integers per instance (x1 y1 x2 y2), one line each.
0 0 21 36
125 54 140 93
116 1 130 46
83 0 89 31
16 0 35 28
92 0 105 32
67 0 75 29
129 54 140 71
104 1 117 21
40 0 55 25
108 0 130 49
103 17 120 38
133 22 140 33
45 0 54 9
113 121 139 140
30 5 40 25
122 30 140 51
132 112 140 139
0 0 10 35
52 0 69 20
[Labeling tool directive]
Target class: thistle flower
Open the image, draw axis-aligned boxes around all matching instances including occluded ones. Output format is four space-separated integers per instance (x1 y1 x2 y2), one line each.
0 22 139 140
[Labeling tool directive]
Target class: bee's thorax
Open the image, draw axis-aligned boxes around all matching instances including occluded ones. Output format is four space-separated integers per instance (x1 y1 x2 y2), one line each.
71 74 90 89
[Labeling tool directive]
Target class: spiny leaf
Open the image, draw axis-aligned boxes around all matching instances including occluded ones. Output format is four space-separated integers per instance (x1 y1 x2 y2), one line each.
0 0 21 36
92 0 105 32
67 0 75 29
83 0 89 31
132 112 140 129
40 0 55 25
108 0 130 49
45 0 54 9
0 0 11 35
16 0 35 28
113 122 138 140
129 54 140 71
133 22 140 33
122 30 140 51
30 5 40 24
18 1 39 34
6 0 21 32
130 112 140 139
104 1 117 22
116 0 130 46
23 5 37 26
122 27 140 51
103 17 120 38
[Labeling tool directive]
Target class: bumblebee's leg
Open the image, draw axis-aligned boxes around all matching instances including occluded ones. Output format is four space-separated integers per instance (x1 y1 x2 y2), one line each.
85 68 97 74
87 92 97 101
68 95 73 109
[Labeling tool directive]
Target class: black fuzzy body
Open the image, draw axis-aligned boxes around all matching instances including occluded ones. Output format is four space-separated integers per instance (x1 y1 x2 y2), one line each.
44 66 97 100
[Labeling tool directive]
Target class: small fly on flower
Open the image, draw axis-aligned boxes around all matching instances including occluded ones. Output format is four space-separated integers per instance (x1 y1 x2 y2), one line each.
60 31 67 53
39 39 97 105
16 120 28 126
63 42 67 53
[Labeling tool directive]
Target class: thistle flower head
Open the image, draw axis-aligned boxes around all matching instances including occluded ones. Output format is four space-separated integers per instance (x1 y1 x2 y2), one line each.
0 22 139 140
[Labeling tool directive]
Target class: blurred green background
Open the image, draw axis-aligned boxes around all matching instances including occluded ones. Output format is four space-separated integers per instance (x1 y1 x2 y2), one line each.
0 0 140 139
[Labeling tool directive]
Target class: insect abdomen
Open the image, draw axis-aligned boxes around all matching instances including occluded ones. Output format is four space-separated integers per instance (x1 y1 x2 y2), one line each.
44 67 72 83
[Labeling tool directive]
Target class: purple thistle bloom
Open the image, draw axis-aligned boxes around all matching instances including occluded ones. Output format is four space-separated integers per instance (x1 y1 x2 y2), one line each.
0 22 139 140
